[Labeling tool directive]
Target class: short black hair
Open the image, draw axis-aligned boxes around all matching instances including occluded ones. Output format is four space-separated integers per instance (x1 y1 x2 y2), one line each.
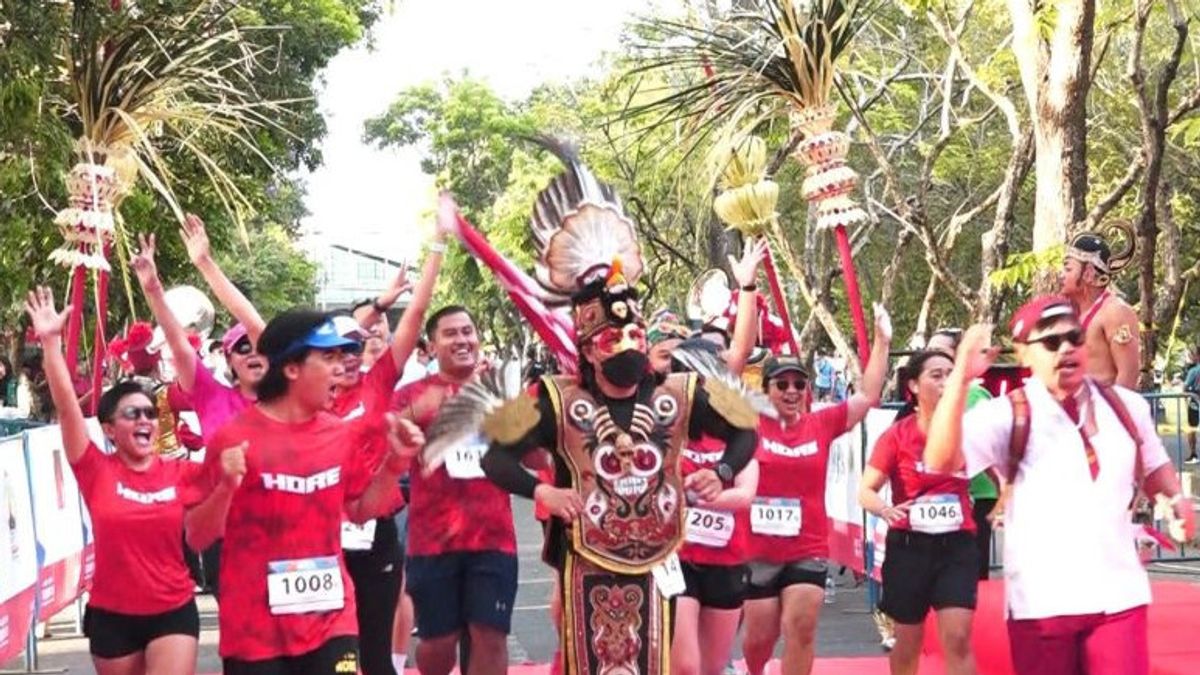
351 298 375 314
255 308 330 403
425 305 474 339
97 380 154 423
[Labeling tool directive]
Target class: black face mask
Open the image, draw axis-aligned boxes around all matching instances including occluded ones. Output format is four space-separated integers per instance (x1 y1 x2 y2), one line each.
600 350 649 388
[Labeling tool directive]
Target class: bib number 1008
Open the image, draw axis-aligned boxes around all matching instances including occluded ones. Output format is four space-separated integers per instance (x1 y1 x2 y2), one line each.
278 572 336 595
267 555 344 615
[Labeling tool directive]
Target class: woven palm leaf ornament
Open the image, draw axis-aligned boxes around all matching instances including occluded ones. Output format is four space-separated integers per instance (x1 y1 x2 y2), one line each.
632 0 874 364
47 1 289 409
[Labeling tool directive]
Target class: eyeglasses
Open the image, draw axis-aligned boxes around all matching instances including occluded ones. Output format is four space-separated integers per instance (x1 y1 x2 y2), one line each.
1025 329 1084 352
772 379 807 392
231 340 254 356
117 405 157 421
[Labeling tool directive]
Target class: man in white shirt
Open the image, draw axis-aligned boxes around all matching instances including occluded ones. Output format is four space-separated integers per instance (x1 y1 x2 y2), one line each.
925 295 1195 675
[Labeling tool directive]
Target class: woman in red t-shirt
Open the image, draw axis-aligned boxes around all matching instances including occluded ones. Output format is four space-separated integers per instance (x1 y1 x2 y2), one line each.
858 350 978 675
742 306 892 675
27 287 242 675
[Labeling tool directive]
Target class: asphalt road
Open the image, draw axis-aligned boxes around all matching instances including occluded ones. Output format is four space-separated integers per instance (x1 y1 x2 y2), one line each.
3 497 886 673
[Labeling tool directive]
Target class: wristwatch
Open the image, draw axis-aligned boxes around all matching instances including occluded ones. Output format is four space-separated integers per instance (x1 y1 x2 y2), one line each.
715 462 734 486
372 299 389 313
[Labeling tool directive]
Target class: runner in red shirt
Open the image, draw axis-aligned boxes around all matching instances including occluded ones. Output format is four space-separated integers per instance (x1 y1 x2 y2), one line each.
392 304 517 675
859 349 977 675
185 309 424 674
26 286 239 674
329 240 446 675
741 306 892 675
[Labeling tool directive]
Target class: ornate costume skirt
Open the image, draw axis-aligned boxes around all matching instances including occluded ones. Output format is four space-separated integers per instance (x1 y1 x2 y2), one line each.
559 551 670 675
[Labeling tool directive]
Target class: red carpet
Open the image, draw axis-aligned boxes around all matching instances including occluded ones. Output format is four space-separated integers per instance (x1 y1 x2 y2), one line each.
201 580 1200 673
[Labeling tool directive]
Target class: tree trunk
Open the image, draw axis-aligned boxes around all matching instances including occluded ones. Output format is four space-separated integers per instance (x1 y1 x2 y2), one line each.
977 132 1034 322
1007 0 1095 291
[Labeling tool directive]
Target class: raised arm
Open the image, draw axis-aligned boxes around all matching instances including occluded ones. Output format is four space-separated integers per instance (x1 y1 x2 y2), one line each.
184 441 246 551
356 266 412 333
346 414 422 523
925 325 999 473
845 304 893 430
726 237 767 377
384 195 456 367
131 234 199 392
180 214 266 345
25 288 89 463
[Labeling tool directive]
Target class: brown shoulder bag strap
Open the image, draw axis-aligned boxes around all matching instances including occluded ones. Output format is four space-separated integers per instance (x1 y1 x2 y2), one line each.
1093 383 1145 489
1007 388 1031 484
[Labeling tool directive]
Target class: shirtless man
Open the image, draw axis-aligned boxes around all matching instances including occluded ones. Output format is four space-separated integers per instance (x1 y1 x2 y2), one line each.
1060 230 1140 389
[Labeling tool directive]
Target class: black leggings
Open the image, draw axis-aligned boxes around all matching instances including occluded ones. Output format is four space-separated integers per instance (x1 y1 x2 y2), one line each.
345 554 403 675
972 498 997 580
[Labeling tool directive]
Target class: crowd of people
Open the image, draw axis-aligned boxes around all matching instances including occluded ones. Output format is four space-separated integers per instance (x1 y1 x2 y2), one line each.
9 142 1197 675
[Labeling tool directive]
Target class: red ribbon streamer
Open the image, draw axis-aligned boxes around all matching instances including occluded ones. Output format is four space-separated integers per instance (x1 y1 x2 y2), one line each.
834 225 870 365
760 246 800 356
445 198 579 374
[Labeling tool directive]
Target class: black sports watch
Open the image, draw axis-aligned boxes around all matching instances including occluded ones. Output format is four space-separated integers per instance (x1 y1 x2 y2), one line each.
715 462 734 485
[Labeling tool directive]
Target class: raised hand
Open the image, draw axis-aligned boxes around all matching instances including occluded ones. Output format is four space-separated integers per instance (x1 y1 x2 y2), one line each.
956 324 1000 380
377 265 412 309
131 233 161 292
384 413 424 474
25 286 71 340
873 302 893 343
180 213 212 265
728 237 768 289
435 191 461 240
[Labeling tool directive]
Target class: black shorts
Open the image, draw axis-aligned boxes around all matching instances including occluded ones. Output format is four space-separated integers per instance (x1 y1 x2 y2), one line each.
745 559 827 600
679 561 749 610
223 635 358 675
84 599 199 659
879 529 979 625
406 550 518 638
1188 405 1198 427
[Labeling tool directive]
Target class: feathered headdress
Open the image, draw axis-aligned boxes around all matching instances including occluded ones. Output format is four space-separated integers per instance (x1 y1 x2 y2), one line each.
528 136 646 342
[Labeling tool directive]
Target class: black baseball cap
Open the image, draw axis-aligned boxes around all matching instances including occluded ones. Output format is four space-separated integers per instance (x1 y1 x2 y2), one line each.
763 355 809 380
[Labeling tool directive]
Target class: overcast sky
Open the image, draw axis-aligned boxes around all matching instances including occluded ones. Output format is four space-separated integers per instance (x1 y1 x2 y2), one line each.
299 0 652 261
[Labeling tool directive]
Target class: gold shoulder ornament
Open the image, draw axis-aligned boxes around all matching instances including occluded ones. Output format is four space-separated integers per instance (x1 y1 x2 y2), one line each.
482 393 541 445
1111 323 1134 346
703 378 758 430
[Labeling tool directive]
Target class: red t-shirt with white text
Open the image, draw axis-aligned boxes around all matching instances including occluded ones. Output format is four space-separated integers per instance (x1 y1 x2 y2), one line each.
199 407 393 661
72 442 203 614
392 374 516 556
679 434 748 567
867 414 975 533
747 403 848 563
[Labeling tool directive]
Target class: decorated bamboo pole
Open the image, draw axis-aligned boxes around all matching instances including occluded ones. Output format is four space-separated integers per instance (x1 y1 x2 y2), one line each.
791 104 871 365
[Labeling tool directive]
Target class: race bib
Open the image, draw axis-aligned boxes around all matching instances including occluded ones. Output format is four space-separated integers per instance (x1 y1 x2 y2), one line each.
266 556 344 615
685 506 735 547
909 494 964 534
445 440 488 480
340 519 377 551
651 553 686 599
750 498 801 537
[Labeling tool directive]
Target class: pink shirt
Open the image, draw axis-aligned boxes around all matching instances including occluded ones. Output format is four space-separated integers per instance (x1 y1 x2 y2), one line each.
190 360 252 446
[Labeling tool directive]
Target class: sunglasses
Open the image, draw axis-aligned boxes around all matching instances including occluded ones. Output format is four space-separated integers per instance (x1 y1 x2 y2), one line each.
116 405 157 422
231 340 254 356
772 378 808 392
1025 329 1084 352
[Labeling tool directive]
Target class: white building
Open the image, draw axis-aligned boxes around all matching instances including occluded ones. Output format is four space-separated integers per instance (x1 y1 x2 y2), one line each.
312 242 413 313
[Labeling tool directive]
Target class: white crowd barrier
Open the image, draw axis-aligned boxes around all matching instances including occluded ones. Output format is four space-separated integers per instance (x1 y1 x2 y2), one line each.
0 422 103 665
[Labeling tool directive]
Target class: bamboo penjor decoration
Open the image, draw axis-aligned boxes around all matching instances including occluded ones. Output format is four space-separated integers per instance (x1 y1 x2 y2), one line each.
629 0 875 364
50 0 290 408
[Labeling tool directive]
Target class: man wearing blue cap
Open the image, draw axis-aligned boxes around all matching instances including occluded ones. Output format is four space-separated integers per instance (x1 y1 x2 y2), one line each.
186 309 424 674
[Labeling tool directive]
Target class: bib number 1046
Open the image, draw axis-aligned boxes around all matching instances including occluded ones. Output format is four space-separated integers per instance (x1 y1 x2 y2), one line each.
909 495 963 534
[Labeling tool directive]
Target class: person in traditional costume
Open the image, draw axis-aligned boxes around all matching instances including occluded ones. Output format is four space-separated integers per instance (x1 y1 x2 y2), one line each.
1060 227 1140 389
424 140 759 675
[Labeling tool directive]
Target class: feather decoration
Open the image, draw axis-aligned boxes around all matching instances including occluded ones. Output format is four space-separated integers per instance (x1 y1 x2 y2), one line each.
421 368 525 474
671 344 778 418
524 135 645 302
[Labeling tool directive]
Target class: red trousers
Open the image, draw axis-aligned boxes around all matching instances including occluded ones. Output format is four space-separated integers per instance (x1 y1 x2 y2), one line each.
1006 605 1148 675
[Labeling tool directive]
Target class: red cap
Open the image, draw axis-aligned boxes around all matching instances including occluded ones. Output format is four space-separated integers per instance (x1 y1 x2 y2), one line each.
1009 295 1077 343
